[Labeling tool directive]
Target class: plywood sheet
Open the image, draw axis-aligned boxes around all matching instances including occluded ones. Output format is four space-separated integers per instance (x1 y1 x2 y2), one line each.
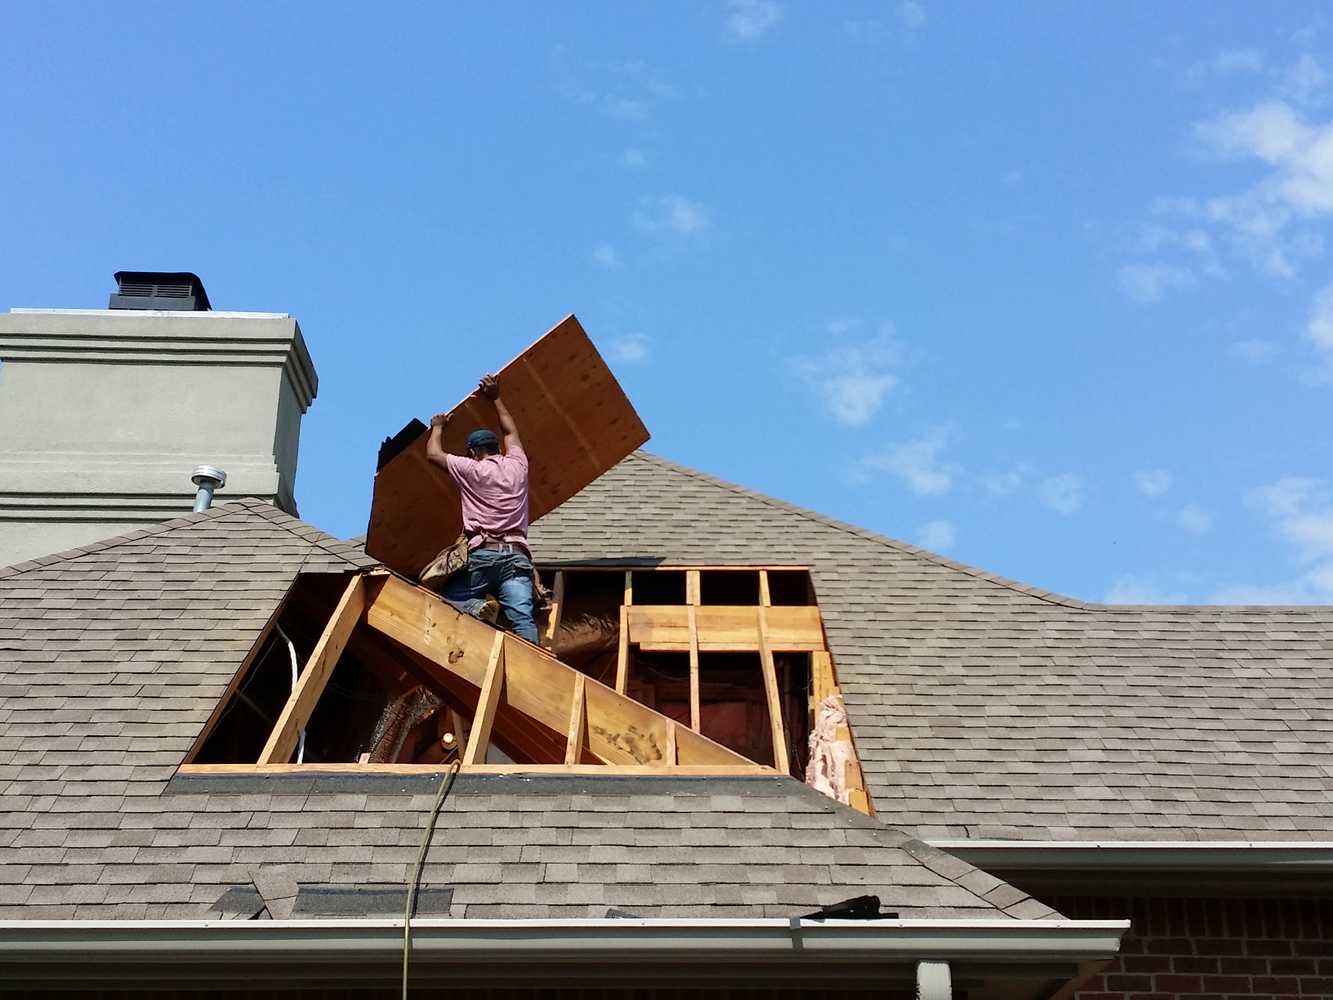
365 315 649 577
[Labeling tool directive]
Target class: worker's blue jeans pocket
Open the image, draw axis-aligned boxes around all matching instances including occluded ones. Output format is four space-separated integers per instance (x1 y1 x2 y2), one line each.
441 549 538 644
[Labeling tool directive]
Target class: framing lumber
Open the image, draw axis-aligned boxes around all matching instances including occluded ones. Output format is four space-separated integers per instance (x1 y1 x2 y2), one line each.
623 570 633 607
463 632 505 765
542 570 566 648
756 606 789 775
663 721 678 767
615 605 629 694
364 574 751 769
257 575 366 765
686 569 701 606
687 605 700 731
178 762 773 776
564 673 586 766
758 570 772 607
626 605 825 652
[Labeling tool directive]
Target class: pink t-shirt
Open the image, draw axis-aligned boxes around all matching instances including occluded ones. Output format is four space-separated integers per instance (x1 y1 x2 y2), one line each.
444 447 531 554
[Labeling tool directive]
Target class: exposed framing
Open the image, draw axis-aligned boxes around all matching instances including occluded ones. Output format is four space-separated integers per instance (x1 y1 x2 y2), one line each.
181 569 767 778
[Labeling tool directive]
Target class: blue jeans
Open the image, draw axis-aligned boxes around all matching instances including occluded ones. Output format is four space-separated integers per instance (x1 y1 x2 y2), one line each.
440 547 538 644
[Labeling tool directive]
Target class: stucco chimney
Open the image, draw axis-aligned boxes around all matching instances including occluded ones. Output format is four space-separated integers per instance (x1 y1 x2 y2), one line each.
0 274 318 567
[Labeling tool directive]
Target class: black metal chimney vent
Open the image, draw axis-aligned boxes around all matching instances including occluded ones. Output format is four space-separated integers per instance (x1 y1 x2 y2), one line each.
109 271 212 311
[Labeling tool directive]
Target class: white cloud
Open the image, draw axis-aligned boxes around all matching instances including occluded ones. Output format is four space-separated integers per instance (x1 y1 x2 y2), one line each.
1104 575 1187 604
605 332 651 365
634 195 712 238
897 1 926 31
1229 338 1281 363
981 464 1028 498
1306 282 1333 381
791 322 901 425
1219 476 1333 603
853 427 959 495
1178 503 1214 534
1134 469 1172 497
1251 475 1320 517
592 243 620 269
919 520 955 552
1117 263 1194 303
725 0 782 42
1280 53 1329 106
1038 474 1087 515
550 47 675 122
620 148 649 170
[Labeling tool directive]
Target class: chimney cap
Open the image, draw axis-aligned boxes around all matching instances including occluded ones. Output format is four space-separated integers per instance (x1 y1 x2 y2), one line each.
110 271 212 311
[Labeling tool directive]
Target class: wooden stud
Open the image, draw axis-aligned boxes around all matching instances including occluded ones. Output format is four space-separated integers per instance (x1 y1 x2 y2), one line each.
615 605 629 695
463 632 506 765
257 575 367 765
543 570 566 648
758 570 772 607
687 605 700 732
623 570 633 606
756 606 789 776
664 721 678 767
564 673 586 766
686 570 701 606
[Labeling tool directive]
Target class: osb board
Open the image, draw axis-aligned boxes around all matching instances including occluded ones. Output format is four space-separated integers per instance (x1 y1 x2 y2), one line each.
365 314 650 578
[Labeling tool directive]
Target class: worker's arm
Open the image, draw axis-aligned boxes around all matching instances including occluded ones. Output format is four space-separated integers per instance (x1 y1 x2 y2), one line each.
479 374 523 453
425 410 453 470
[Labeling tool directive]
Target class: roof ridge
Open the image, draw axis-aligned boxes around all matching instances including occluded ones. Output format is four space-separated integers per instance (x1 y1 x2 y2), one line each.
628 452 1090 610
0 498 266 580
245 502 379 570
629 452 1333 615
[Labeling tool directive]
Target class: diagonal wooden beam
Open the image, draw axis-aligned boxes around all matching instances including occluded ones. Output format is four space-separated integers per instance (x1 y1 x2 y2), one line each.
615 605 629 695
757 606 789 775
258 575 366 765
463 632 505 765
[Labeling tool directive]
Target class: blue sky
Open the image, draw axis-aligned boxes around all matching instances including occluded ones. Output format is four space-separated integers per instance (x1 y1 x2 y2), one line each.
3 2 1331 604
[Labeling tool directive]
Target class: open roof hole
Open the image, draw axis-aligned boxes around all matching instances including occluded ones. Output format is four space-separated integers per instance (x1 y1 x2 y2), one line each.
698 652 774 767
632 570 686 604
767 570 814 606
775 652 813 779
545 570 623 686
700 570 760 606
625 650 691 728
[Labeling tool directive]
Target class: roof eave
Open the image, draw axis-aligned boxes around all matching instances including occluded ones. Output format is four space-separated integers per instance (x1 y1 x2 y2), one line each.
0 917 1128 991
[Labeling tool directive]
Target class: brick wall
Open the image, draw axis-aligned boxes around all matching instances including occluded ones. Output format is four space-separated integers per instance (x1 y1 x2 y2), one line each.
1050 896 1333 999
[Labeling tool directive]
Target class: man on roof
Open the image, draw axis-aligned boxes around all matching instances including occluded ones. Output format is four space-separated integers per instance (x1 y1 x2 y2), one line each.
425 374 538 644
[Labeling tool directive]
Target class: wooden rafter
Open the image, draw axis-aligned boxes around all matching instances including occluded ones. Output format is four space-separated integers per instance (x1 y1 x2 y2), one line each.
543 571 565 648
257 575 366 765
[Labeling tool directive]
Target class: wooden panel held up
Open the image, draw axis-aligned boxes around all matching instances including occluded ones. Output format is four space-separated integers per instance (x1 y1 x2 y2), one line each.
365 314 650 578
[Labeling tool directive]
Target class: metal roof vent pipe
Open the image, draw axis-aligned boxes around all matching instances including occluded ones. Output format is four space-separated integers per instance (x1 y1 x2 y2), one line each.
191 466 227 512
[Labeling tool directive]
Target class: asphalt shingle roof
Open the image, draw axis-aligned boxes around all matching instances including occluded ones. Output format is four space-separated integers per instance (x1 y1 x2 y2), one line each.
0 497 1051 921
529 452 1333 843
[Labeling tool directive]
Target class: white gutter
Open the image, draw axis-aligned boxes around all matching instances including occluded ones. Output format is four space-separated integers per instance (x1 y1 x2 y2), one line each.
0 917 1127 963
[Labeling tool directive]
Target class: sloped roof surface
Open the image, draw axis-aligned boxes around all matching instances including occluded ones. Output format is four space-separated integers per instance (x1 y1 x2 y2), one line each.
529 453 1333 842
0 499 1049 920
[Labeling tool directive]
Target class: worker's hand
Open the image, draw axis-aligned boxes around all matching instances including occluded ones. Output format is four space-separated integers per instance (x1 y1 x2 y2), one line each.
430 411 452 430
478 374 500 400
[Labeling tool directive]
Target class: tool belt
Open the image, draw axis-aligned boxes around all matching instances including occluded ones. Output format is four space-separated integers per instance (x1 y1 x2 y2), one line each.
418 533 470 589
